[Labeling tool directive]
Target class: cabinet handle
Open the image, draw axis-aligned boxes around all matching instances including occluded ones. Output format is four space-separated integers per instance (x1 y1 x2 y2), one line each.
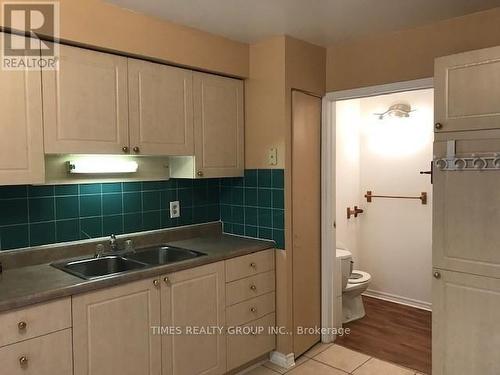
163 277 171 286
19 356 28 367
197 170 204 177
250 284 257 291
433 271 441 279
250 307 257 313
18 321 27 331
122 146 129 153
435 123 443 130
133 146 140 153
153 279 160 287
250 262 257 269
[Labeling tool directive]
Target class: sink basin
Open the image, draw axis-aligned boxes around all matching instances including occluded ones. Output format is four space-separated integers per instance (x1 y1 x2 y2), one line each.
125 246 206 266
52 256 147 280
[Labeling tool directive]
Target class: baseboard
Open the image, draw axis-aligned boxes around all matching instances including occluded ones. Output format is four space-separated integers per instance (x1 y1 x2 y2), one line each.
363 289 432 311
269 351 295 369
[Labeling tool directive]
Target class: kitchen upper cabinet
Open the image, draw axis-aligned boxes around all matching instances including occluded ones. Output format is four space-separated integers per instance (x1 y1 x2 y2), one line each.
432 269 500 375
72 278 161 375
128 59 194 156
435 45 500 133
433 137 500 278
162 262 226 375
0 33 44 185
42 43 129 154
170 72 244 178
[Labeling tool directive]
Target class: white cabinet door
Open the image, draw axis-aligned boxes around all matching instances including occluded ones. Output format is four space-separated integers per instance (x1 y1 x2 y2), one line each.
42 44 129 154
162 262 226 375
433 137 500 278
128 59 193 156
432 269 500 375
0 33 44 184
73 278 161 375
192 72 244 178
435 45 500 133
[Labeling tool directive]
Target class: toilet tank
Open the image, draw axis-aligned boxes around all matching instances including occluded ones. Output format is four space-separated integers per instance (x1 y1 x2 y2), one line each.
336 249 352 291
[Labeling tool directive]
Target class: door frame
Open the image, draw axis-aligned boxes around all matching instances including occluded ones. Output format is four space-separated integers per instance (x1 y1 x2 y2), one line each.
321 77 434 343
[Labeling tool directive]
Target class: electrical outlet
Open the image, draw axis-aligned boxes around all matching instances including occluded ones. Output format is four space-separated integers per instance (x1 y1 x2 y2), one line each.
268 148 277 166
170 201 180 218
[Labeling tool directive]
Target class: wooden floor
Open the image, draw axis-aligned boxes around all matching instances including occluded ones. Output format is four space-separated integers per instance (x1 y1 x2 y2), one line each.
335 296 431 374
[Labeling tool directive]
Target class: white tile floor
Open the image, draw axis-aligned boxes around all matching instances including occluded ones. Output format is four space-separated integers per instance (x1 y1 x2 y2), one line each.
243 344 424 375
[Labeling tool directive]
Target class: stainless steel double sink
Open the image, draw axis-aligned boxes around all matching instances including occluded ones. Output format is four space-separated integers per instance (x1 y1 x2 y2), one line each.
51 246 206 280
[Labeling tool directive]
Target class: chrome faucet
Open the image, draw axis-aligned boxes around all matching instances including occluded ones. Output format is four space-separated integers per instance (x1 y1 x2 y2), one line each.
109 234 118 252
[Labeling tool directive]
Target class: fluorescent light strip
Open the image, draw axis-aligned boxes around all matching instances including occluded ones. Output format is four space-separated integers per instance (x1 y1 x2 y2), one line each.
68 157 139 174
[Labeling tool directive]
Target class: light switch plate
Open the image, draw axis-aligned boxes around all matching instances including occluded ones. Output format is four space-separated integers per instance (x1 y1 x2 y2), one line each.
170 201 180 218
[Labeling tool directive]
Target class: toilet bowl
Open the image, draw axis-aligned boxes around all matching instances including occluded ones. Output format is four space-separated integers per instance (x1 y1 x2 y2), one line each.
336 249 371 323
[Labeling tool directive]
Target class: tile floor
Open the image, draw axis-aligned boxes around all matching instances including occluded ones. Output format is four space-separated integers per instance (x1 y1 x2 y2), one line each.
244 344 426 375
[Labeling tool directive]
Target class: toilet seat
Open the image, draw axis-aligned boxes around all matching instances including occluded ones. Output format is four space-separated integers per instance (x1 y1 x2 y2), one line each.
348 270 371 284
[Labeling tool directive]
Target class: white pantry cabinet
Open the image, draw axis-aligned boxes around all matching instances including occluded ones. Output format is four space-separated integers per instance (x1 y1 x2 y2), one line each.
42 43 130 154
0 33 44 185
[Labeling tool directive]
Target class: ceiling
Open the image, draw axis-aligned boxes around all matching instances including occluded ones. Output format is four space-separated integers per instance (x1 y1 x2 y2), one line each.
106 0 500 46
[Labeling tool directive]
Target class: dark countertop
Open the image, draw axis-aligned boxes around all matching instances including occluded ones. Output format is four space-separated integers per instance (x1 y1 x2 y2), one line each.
0 234 274 313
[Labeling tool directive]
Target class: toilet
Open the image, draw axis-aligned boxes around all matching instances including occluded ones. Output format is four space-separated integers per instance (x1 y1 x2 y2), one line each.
336 248 371 323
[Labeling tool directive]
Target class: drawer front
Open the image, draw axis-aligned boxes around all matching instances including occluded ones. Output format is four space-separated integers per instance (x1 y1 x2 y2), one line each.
226 292 275 326
0 328 73 375
226 270 275 306
0 298 71 347
225 249 275 282
227 313 276 371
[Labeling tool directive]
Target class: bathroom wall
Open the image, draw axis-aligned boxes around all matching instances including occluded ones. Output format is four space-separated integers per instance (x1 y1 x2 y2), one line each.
336 89 433 308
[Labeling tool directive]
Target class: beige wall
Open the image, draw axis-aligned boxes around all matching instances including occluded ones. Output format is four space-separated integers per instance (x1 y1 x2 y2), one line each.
1 0 248 77
326 7 500 91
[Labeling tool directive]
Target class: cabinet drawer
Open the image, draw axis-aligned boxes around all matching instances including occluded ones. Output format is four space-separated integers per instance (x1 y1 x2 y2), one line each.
225 249 275 282
0 298 71 347
227 313 276 371
226 271 275 306
0 328 72 375
226 292 275 326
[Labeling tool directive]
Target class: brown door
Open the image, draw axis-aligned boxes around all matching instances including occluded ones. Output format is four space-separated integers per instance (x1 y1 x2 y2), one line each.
292 90 322 356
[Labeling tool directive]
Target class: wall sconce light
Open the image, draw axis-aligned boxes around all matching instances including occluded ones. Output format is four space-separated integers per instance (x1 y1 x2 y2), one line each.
374 103 414 120
68 156 139 174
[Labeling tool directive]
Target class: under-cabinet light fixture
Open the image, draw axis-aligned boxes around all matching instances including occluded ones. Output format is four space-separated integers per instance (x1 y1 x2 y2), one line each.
68 157 139 174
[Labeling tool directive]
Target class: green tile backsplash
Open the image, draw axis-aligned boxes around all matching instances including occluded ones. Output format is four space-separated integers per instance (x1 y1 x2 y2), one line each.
0 169 285 251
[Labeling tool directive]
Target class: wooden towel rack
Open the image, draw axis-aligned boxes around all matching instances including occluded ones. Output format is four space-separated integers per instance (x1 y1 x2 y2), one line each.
364 191 427 205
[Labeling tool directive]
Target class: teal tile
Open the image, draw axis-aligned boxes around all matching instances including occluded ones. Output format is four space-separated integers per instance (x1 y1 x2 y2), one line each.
123 182 142 192
80 195 101 217
161 210 172 228
143 191 161 211
193 179 208 189
244 188 257 206
257 169 272 188
29 197 55 222
55 196 79 220
232 206 244 224
193 187 208 206
272 169 284 189
245 225 258 238
207 205 220 221
192 206 207 224
220 187 232 205
272 190 284 209
56 220 79 242
177 179 193 188
223 223 233 234
0 199 28 225
178 188 194 208
258 227 273 240
232 187 244 205
124 213 142 233
161 189 177 208
165 179 177 189
273 229 285 249
272 209 285 230
207 179 220 188
28 185 54 197
102 183 122 193
0 224 29 250
221 178 232 187
245 207 258 226
179 206 193 226
220 205 232 222
244 169 257 187
30 222 56 246
258 188 272 207
80 217 102 239
258 208 272 228
143 181 165 191
80 184 101 195
123 192 142 213
232 177 244 187
233 224 245 236
207 187 219 205
143 211 161 230
103 194 122 215
103 215 124 236
0 185 27 198
55 184 78 196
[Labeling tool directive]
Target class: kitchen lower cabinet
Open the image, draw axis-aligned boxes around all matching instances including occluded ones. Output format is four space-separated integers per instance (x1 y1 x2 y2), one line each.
432 269 500 375
72 278 162 375
161 262 226 375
